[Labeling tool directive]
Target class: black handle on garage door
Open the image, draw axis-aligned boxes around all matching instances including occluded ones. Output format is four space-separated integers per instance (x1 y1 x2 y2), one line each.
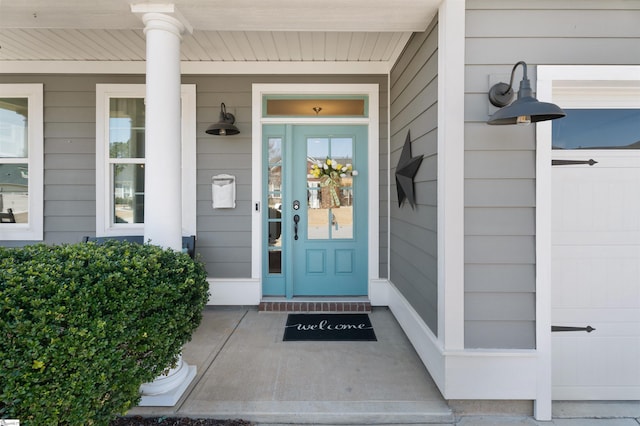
551 325 596 333
551 159 597 166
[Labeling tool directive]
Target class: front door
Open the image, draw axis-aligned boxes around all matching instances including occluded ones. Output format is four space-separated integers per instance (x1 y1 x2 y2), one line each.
263 124 368 297
551 108 640 400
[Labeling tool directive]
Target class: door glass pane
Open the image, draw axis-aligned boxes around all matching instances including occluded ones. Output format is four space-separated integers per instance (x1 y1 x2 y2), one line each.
268 200 282 265
552 109 640 149
113 164 144 224
306 136 354 240
0 163 28 223
0 98 28 158
109 98 145 158
267 137 283 274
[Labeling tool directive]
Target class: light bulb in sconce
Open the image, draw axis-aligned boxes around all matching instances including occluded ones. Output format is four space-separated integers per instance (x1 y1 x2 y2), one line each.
219 128 226 136
516 115 531 125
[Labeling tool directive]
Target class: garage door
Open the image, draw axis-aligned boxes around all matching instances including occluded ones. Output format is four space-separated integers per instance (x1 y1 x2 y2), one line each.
551 108 640 400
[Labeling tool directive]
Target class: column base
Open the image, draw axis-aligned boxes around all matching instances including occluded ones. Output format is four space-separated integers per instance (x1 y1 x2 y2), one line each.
138 357 197 407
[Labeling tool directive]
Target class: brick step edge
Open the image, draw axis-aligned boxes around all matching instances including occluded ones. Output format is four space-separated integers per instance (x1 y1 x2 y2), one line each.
258 301 371 313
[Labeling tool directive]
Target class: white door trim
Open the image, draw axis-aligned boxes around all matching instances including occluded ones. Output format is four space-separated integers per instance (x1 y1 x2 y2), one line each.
251 83 380 300
536 65 640 419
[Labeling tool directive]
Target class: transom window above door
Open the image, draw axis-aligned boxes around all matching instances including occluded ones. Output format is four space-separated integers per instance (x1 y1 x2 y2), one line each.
263 95 368 117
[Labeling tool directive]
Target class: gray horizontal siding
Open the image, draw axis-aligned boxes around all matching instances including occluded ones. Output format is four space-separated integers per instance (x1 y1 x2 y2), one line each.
0 73 388 281
189 74 388 278
389 15 439 335
466 179 535 207
463 0 640 349
465 264 535 293
465 321 536 350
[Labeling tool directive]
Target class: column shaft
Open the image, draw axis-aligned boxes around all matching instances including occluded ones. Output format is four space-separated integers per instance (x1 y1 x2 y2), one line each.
143 14 183 251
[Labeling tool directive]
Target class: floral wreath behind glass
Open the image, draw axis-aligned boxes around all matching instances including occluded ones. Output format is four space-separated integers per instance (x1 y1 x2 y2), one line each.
308 157 358 208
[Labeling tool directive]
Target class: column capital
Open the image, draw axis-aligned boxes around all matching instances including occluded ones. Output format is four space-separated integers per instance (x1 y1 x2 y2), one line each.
131 3 193 35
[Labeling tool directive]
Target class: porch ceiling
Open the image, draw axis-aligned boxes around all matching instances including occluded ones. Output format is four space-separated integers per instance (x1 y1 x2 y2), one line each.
0 0 439 70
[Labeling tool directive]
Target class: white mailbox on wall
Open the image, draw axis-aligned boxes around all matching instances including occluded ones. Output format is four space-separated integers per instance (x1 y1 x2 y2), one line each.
212 174 236 209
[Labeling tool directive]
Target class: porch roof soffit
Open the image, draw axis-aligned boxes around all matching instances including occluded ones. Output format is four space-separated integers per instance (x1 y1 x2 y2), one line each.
0 0 440 74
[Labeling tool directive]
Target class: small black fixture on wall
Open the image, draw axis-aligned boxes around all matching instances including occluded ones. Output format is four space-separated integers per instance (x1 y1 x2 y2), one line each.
487 61 566 125
206 103 240 135
395 130 423 209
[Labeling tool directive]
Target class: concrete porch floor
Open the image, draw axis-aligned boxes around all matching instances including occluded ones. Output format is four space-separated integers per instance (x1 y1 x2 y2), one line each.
127 307 640 425
128 307 453 424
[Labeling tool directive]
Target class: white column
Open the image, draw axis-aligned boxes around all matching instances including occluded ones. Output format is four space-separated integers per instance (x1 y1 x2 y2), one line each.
132 5 196 407
141 11 184 251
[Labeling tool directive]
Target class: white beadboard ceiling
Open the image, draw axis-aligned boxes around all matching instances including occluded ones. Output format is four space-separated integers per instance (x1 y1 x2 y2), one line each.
0 0 440 71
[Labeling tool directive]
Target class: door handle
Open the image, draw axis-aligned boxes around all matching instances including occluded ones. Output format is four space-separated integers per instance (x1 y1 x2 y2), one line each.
293 214 300 240
551 325 595 333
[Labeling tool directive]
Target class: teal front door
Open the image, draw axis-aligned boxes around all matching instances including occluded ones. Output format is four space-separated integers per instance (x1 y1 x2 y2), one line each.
263 124 368 297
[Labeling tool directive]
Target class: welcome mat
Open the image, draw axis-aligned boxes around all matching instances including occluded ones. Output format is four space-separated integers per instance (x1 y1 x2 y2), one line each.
283 313 377 341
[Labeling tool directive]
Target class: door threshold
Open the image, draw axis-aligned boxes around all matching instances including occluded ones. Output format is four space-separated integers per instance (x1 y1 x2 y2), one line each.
258 297 371 313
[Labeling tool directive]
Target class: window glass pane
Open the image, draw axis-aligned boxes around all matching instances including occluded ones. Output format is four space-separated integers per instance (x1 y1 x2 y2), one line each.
109 98 145 158
265 97 367 117
268 202 282 248
266 136 283 275
0 98 28 158
268 137 282 195
0 163 28 223
552 109 640 149
268 250 282 274
113 164 144 224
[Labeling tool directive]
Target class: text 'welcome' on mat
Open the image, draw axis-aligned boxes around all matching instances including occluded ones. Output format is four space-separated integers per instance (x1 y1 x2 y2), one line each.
283 313 377 341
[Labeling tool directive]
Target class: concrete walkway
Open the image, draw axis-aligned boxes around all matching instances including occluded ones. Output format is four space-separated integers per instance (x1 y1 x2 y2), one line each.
127 307 640 425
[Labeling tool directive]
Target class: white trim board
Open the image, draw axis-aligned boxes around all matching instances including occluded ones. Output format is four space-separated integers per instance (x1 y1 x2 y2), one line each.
251 83 380 298
437 0 466 352
0 83 44 241
0 60 393 75
535 65 640 420
387 280 539 400
94 84 197 237
206 278 262 306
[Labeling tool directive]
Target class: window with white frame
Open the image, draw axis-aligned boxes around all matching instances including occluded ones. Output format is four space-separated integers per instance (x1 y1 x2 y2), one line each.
0 84 43 241
95 84 196 237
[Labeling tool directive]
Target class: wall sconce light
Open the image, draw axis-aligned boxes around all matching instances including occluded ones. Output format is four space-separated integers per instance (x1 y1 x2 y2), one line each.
206 103 240 135
487 61 566 125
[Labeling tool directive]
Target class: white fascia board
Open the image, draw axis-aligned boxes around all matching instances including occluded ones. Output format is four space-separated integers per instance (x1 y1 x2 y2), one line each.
0 60 391 75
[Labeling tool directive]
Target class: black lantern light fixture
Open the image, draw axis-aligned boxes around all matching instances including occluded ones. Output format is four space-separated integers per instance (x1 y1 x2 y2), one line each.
487 61 566 125
206 103 240 135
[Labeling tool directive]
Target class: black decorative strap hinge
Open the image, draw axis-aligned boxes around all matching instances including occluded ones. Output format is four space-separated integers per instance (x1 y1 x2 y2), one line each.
551 325 596 333
552 159 598 166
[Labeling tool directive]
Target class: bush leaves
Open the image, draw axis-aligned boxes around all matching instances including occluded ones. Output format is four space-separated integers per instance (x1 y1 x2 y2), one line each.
0 242 209 426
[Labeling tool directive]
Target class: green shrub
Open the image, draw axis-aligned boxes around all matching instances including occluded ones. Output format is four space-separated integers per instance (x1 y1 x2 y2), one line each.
0 241 210 425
